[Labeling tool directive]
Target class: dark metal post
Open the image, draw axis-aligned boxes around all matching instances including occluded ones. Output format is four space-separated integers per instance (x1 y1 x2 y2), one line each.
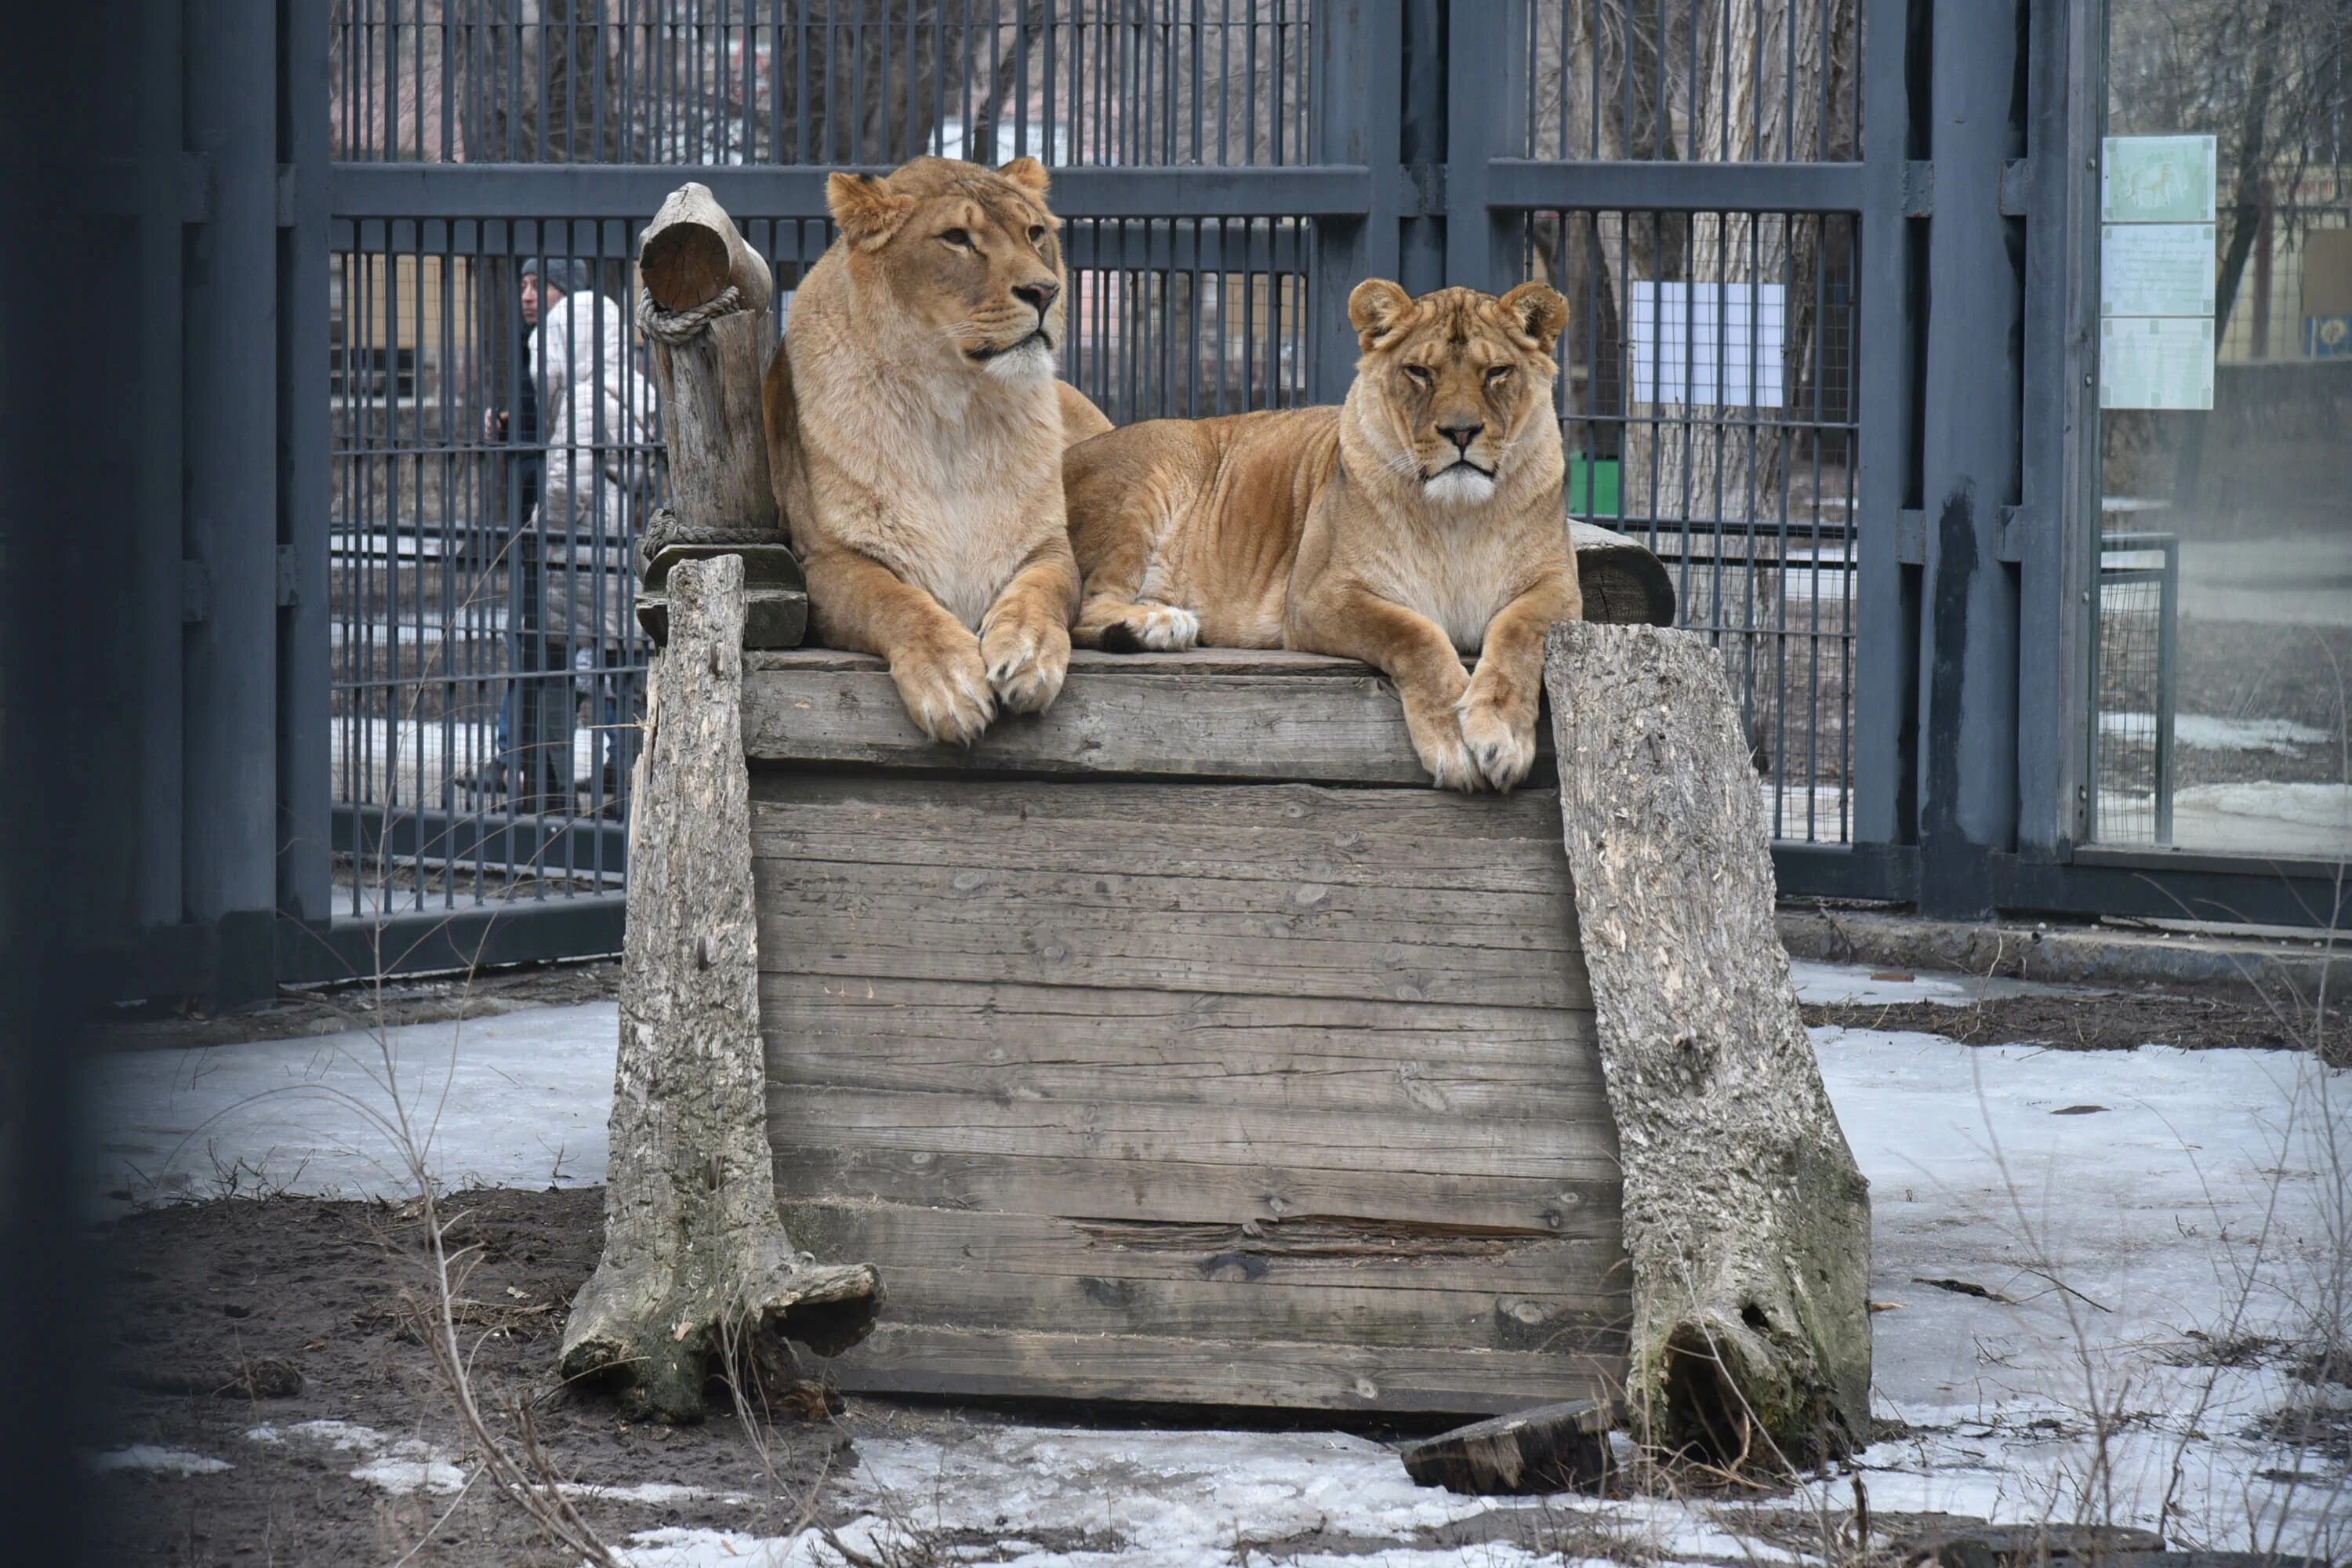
279 0 334 942
1396 0 1444 296
2013 0 2106 860
1851 0 1920 853
1915 0 2027 918
2155 536 2177 847
1444 0 1526 296
1311 0 1404 401
183 0 283 999
136 0 187 935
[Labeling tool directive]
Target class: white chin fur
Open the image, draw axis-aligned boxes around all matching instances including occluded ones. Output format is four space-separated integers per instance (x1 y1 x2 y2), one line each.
982 337 1055 381
1422 466 1497 506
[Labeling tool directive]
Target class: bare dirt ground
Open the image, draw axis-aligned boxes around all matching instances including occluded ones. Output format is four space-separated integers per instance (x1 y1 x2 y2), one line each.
93 1185 851 1566
1803 987 2345 1057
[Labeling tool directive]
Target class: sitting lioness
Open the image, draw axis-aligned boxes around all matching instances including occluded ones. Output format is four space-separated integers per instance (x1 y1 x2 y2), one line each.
1064 278 1581 791
764 156 1112 743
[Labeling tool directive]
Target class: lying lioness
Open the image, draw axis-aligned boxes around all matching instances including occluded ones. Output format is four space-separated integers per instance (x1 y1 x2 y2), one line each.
1065 278 1581 791
764 157 1112 743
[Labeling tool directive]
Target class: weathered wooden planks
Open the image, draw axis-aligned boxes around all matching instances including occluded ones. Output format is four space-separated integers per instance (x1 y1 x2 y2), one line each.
822 1324 1617 1413
753 650 1624 1413
742 648 1556 785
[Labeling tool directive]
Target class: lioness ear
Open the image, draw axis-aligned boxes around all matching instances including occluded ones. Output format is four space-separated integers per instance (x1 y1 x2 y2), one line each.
1348 278 1414 350
1500 281 1570 355
826 171 916 249
996 156 1051 197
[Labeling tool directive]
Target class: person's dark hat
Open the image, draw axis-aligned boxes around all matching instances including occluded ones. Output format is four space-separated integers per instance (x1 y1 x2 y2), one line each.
521 256 593 295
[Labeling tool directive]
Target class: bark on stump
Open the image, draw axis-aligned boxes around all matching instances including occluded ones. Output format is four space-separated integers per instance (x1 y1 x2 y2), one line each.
1544 621 1871 1465
1570 520 1677 628
634 183 806 650
561 554 877 1421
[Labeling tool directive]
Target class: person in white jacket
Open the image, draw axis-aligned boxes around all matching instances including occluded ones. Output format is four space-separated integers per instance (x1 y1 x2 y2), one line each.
469 258 658 808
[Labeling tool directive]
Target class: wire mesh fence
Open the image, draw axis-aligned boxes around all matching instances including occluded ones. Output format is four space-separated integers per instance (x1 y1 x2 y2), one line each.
2089 531 2180 846
325 0 1869 927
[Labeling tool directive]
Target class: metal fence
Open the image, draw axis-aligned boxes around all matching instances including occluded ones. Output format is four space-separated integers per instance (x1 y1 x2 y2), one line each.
321 0 1876 953
110 0 2351 1000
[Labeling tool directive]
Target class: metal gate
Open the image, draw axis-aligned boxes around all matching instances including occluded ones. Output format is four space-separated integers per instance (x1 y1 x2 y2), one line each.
314 0 1899 975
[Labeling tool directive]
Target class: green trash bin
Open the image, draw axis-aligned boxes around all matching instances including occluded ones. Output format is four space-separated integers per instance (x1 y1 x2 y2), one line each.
1568 452 1621 520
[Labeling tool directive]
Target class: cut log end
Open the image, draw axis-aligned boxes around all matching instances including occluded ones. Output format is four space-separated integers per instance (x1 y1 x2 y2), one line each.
641 225 735 313
1400 1398 1615 1495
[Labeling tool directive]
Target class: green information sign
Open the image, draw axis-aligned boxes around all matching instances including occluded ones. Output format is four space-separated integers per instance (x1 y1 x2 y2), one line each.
2101 135 2217 223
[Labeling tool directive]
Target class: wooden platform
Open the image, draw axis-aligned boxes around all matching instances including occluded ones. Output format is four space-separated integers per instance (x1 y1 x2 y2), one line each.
750 648 1628 1414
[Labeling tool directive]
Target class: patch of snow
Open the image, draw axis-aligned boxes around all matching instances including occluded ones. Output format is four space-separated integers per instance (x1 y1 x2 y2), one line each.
2100 712 2334 753
607 1517 891 1568
561 1480 746 1508
89 1000 618 1216
1789 960 2092 1008
86 1445 232 1477
249 1417 470 1497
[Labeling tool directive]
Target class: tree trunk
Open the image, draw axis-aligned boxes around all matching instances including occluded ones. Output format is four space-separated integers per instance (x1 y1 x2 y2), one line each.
560 554 878 1421
634 183 805 648
1544 620 1871 1465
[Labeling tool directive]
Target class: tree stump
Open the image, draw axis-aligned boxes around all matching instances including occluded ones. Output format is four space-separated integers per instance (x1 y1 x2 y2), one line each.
1544 621 1871 1465
633 183 807 650
561 554 877 1421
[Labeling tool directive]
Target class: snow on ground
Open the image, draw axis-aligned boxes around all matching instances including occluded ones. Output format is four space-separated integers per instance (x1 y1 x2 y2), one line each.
2100 711 2336 753
87 1002 617 1217
87 966 2349 1563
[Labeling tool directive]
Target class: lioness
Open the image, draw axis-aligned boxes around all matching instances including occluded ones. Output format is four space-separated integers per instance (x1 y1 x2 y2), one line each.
1064 278 1580 791
764 156 1112 743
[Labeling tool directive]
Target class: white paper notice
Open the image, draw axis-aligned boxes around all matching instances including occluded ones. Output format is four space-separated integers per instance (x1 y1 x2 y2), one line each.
1626 280 1786 408
2100 317 2214 410
2100 223 2215 317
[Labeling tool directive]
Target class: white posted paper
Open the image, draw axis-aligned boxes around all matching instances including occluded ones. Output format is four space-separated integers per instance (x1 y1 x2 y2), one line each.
1627 281 1785 408
2100 223 2215 317
2100 316 2214 410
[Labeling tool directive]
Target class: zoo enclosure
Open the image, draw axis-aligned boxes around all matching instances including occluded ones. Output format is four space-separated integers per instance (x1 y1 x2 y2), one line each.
118 0 2351 1000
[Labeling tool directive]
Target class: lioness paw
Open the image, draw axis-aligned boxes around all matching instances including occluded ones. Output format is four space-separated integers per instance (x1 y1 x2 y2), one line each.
1457 699 1536 793
893 641 996 746
1098 603 1200 653
981 615 1071 714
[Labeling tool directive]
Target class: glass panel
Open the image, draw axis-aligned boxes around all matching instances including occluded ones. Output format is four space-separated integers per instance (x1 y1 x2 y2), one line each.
2092 2 2352 860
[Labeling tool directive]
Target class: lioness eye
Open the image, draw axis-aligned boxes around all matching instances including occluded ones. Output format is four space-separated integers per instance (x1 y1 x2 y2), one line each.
1404 365 1434 387
1028 224 1047 245
940 227 972 249
1485 365 1513 386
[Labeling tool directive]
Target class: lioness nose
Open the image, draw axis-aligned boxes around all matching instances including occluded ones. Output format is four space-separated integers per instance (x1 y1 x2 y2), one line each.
1439 422 1483 452
1014 280 1060 316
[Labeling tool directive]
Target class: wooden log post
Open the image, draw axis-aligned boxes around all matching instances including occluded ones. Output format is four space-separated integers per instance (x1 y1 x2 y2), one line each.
634 183 807 650
561 554 877 1421
1544 621 1871 1465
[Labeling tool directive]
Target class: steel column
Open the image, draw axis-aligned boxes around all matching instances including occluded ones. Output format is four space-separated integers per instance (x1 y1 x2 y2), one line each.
1445 0 1525 296
2013 0 2105 860
1851 0 1922 853
183 0 283 999
1311 0 1403 402
1915 0 2027 918
279 0 333 929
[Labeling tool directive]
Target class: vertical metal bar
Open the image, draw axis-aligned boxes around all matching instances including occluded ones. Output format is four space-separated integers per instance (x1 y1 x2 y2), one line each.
136 0 187 933
282 0 336 936
2154 536 2176 846
183 0 283 996
2016 0 2106 857
1443 0 1525 296
1916 0 2025 917
1308 0 1399 403
1849 0 1917 856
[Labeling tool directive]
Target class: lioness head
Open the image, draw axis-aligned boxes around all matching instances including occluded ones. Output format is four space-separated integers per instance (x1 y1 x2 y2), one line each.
1347 279 1569 506
826 155 1067 381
